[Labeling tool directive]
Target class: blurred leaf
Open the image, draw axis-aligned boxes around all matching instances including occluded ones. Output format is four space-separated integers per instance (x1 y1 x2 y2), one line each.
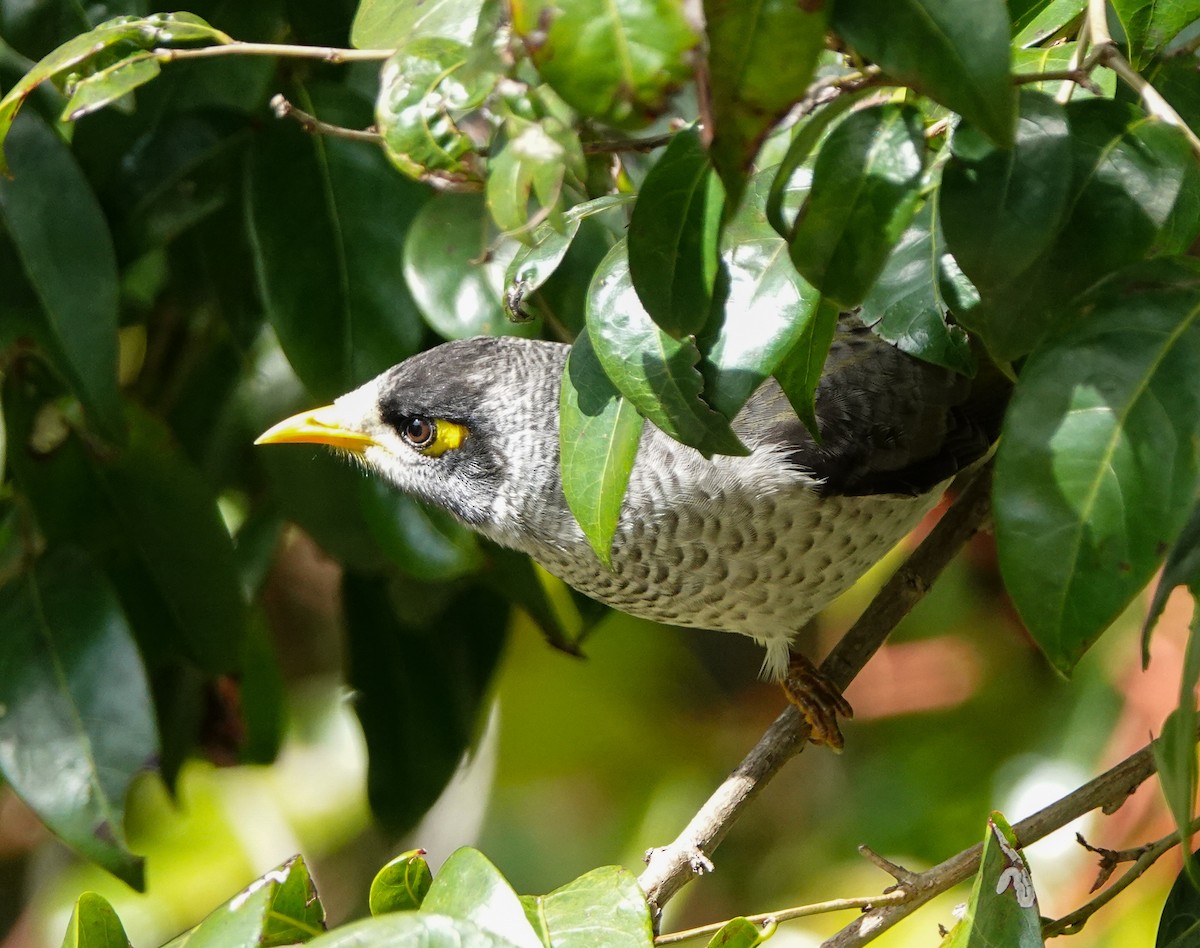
560 328 643 566
771 298 838 437
307 913 517 946
942 813 1042 947
1153 614 1200 891
586 241 746 458
423 848 542 948
353 0 484 46
404 193 536 339
370 849 434 914
0 13 230 167
0 546 155 889
705 916 775 947
628 126 720 338
832 0 1015 148
342 573 506 832
788 104 925 308
704 0 827 209
238 610 286 765
1144 502 1200 658
60 52 159 122
994 263 1200 673
376 38 493 186
359 478 484 582
1158 851 1200 947
1012 43 1114 97
511 0 696 127
482 546 587 657
247 83 426 401
179 854 325 947
60 891 131 948
0 113 123 440
700 169 821 419
521 866 653 947
1112 0 1198 66
860 199 977 376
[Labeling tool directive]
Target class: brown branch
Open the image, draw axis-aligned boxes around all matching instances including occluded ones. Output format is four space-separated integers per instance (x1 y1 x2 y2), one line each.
583 131 678 155
270 94 382 144
637 464 995 916
1013 68 1103 94
154 40 393 64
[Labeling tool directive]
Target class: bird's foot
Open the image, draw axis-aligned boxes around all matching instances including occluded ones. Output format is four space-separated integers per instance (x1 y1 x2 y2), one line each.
781 654 854 752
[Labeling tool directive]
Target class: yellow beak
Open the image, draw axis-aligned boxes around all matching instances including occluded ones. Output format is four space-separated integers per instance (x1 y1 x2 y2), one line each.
254 405 378 455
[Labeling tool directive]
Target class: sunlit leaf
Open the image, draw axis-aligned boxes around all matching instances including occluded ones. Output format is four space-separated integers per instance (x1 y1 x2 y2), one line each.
352 0 486 46
1112 0 1199 66
370 849 434 914
423 848 542 948
522 866 653 947
60 52 160 122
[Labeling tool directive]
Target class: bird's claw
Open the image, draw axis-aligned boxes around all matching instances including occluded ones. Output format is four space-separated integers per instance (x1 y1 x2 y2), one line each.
781 654 854 752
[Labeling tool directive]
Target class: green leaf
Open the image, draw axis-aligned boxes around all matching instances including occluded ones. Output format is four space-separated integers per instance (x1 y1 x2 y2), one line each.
703 0 828 208
60 892 131 948
423 848 542 948
247 83 427 401
1158 851 1200 947
942 813 1042 947
307 913 519 947
1144 502 1200 658
628 126 721 338
511 0 697 127
371 849 434 914
771 298 838 437
522 866 653 947
404 193 538 339
0 547 155 889
486 117 581 235
361 480 484 582
832 0 1016 148
788 104 925 308
342 574 507 832
376 38 493 186
560 328 644 566
700 169 821 419
1153 616 1200 891
994 263 1200 673
705 916 776 947
352 0 486 46
1112 0 1199 67
859 198 977 376
1012 43 1114 97
0 113 123 440
586 241 746 457
1011 0 1085 46
60 52 160 122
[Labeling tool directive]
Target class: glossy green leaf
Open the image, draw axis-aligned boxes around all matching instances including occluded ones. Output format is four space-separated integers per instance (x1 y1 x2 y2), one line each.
788 105 925 308
352 0 486 46
405 193 536 338
0 547 155 889
1011 0 1085 45
943 813 1042 947
342 574 506 832
1112 0 1199 66
521 866 653 947
486 117 581 235
832 0 1015 148
511 0 697 127
181 855 326 947
703 0 827 209
60 52 160 122
376 38 493 186
586 241 746 458
560 328 644 565
705 916 776 947
628 126 720 338
994 264 1200 673
700 169 821 419
1158 851 1200 947
247 83 427 401
308 913 518 947
0 13 230 170
370 849 434 914
771 298 838 437
60 891 130 948
859 199 977 376
0 113 123 440
423 849 542 948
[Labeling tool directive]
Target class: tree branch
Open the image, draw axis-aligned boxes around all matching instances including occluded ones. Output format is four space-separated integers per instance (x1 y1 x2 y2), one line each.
270 94 382 144
154 40 393 64
637 464 995 916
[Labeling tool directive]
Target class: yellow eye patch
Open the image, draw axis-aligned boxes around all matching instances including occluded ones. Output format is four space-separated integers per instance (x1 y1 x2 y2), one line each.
417 418 469 457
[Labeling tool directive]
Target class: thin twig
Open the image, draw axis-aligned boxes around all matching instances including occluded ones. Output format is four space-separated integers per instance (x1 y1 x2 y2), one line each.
270 94 382 144
583 131 678 155
1013 68 1102 94
1043 816 1200 937
637 464 995 916
154 40 393 64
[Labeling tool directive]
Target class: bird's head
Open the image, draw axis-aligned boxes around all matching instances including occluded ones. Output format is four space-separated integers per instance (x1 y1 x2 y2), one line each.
256 336 569 537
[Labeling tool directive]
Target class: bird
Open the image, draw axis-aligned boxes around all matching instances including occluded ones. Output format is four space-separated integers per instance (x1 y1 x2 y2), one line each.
256 318 1002 748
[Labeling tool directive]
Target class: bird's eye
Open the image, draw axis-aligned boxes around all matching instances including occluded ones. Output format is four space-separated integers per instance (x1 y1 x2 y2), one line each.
402 416 436 448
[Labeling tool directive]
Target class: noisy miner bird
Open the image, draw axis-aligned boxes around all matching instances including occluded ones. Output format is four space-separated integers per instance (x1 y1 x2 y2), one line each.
257 317 1001 748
